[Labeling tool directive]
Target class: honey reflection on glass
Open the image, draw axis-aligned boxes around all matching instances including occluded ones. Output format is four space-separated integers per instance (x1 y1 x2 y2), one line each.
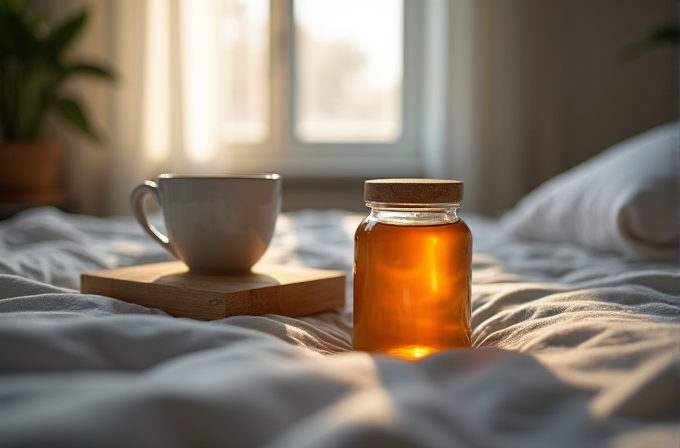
354 220 472 360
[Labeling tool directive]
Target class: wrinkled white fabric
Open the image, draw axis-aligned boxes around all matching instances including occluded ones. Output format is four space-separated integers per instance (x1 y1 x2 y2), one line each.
0 207 678 448
502 123 679 261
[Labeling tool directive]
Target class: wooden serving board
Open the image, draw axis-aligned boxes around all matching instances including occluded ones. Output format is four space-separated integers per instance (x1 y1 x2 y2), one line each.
81 261 346 321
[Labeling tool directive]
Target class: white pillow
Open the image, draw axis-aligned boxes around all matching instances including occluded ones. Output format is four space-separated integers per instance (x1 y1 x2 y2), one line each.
502 123 678 261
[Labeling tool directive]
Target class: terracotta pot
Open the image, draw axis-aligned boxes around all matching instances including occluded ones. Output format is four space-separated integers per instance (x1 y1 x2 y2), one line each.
0 140 64 200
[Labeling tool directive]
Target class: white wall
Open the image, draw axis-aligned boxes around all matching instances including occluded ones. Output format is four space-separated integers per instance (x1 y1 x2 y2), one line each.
557 0 676 169
438 0 676 216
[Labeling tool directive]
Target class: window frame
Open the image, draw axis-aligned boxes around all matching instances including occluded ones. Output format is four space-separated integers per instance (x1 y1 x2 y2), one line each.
225 0 425 178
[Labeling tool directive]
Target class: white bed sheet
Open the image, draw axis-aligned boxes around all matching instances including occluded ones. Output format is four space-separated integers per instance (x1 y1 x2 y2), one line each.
0 207 678 448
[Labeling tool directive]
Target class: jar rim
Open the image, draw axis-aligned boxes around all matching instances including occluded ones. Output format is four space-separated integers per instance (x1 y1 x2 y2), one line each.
366 201 461 211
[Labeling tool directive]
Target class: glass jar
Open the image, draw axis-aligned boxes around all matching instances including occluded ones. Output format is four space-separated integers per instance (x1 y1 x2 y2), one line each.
353 179 472 360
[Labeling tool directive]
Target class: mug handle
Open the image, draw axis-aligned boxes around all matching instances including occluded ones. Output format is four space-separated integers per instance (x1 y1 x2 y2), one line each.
130 181 178 258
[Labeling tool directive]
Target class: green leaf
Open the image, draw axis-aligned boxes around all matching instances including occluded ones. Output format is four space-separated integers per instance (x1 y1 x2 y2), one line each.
0 0 31 15
0 1 115 143
0 9 36 56
63 62 117 81
53 97 100 142
620 21 680 62
43 10 87 58
648 22 680 43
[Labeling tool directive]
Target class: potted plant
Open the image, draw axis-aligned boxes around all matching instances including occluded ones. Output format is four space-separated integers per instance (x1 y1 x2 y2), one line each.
0 0 115 205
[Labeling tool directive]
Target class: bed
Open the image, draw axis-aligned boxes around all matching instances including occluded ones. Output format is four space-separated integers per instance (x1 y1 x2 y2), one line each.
1 123 678 448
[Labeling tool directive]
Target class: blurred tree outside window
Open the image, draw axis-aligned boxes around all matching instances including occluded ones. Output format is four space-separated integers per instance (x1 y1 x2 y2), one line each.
220 0 405 145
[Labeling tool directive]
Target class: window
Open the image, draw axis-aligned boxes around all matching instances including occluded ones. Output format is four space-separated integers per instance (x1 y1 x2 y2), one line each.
141 0 423 176
219 0 423 177
293 0 403 143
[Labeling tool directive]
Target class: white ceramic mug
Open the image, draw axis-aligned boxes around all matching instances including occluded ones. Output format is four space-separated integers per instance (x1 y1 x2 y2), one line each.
130 174 282 273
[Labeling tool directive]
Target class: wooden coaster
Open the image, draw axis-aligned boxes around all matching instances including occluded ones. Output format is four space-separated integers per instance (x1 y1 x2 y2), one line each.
81 261 346 321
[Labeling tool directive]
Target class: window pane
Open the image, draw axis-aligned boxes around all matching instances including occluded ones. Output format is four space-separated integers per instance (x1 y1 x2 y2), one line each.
294 0 403 143
219 0 269 143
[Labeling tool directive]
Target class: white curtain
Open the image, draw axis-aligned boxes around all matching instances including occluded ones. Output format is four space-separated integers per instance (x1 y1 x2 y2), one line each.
423 0 565 215
108 0 226 215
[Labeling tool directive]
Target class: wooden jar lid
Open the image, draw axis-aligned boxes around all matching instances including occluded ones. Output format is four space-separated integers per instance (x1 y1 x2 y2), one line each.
364 179 463 204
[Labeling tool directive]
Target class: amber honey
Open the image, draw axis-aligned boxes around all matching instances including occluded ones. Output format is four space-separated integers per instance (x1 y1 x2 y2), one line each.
353 206 472 360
